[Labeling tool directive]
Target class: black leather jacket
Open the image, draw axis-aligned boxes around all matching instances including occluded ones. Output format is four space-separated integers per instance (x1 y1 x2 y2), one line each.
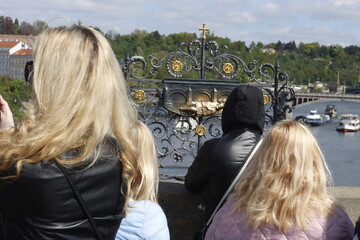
0 137 125 240
185 129 261 220
185 85 265 221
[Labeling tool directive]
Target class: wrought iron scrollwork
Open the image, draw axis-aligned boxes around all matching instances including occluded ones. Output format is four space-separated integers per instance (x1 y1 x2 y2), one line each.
122 35 259 80
259 61 296 123
120 25 296 179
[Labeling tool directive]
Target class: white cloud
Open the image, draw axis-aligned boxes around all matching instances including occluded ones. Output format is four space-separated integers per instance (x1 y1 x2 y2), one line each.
228 11 258 23
0 0 359 46
330 0 360 6
291 0 360 21
261 2 280 13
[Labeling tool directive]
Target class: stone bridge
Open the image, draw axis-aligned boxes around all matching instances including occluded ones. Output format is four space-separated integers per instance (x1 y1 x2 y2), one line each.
294 92 360 106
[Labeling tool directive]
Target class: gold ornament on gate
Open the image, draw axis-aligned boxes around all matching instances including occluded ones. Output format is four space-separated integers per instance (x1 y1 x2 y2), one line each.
222 63 234 74
172 60 183 72
134 90 146 101
263 95 270 105
195 125 206 136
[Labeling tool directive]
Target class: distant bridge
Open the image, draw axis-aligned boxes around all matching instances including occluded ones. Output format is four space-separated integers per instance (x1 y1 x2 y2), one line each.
294 92 360 107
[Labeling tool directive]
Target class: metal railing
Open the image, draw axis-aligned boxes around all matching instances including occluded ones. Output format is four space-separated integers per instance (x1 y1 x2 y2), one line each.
119 24 296 179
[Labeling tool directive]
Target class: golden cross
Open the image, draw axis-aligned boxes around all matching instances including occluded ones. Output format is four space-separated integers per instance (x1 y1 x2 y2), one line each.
199 24 209 39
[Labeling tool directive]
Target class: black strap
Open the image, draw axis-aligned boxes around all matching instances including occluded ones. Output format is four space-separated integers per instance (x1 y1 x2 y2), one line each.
55 161 104 240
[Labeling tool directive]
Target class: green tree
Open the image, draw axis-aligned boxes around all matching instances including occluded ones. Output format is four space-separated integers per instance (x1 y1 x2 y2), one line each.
12 18 19 34
0 76 32 123
284 41 297 51
274 40 284 51
256 42 264 49
33 20 49 34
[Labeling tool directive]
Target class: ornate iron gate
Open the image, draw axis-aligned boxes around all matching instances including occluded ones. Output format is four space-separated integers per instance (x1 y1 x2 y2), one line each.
119 24 295 179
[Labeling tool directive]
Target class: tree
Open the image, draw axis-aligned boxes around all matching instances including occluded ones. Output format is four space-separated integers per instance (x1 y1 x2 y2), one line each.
105 30 118 40
274 40 284 51
151 31 162 40
18 21 35 35
0 76 32 123
12 18 19 34
329 44 344 58
298 42 320 58
284 41 297 51
231 40 248 54
0 16 13 34
33 20 49 34
344 45 360 55
256 42 264 49
319 45 329 58
315 87 323 93
249 41 256 50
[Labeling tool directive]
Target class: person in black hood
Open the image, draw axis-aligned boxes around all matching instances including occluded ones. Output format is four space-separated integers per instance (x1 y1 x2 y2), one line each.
185 85 265 221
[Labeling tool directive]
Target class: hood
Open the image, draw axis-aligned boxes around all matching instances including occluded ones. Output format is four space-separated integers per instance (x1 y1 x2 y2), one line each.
221 85 265 135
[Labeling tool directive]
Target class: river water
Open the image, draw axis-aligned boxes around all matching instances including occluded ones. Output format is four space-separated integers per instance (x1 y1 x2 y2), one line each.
292 100 360 187
158 100 360 186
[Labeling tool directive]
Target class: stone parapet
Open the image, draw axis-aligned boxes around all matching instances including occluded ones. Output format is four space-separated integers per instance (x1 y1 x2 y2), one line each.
159 181 360 240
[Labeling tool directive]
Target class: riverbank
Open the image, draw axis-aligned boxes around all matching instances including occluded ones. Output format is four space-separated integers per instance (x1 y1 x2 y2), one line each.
159 181 360 240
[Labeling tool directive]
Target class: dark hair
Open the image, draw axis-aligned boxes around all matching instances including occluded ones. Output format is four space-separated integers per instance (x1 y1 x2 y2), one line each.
24 60 33 82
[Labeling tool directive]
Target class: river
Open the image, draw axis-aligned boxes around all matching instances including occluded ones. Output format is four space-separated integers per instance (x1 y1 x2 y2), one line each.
158 100 360 186
292 100 360 187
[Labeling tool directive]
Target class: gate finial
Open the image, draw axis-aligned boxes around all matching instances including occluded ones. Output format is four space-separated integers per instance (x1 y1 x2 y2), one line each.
199 24 209 39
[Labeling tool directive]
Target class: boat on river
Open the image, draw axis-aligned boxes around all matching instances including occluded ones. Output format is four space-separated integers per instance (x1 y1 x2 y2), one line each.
305 110 330 126
336 114 360 132
325 104 337 118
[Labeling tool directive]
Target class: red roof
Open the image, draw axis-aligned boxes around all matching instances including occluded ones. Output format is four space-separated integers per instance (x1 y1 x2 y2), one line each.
11 48 32 56
0 41 20 49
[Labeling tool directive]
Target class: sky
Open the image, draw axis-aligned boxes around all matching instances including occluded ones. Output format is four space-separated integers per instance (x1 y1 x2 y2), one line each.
1 0 360 46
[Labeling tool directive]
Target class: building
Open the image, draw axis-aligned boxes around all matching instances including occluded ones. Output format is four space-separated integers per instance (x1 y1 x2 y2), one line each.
0 34 36 48
260 47 276 54
0 41 26 77
10 48 32 80
0 40 32 80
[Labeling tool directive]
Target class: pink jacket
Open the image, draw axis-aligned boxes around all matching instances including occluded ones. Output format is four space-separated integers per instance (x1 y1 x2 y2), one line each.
205 199 354 240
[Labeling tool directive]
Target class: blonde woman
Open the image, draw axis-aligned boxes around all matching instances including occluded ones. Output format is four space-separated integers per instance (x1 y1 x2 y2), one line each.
116 121 170 240
0 26 153 240
205 120 354 240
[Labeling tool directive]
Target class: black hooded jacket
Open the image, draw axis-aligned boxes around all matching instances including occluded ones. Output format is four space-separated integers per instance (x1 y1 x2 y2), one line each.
185 85 265 221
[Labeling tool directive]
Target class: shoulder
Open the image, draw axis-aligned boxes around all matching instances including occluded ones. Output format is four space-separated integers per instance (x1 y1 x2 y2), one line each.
205 199 247 239
130 200 167 221
230 129 260 143
215 130 260 162
116 201 170 240
218 129 260 148
303 206 354 239
324 206 355 237
200 138 220 152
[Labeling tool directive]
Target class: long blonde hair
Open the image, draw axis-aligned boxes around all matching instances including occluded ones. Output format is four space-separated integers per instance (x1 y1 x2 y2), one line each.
0 26 152 209
129 121 158 203
231 120 334 232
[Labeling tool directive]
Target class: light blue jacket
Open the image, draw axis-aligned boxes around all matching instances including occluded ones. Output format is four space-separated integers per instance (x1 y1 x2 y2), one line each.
116 200 170 240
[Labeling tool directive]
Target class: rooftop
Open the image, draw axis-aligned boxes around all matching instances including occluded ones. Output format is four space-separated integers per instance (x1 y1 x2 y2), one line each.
0 40 21 49
11 48 32 56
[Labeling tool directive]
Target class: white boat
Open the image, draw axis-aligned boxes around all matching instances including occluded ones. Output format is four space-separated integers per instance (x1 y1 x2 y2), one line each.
306 110 330 126
336 114 360 132
324 104 337 118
